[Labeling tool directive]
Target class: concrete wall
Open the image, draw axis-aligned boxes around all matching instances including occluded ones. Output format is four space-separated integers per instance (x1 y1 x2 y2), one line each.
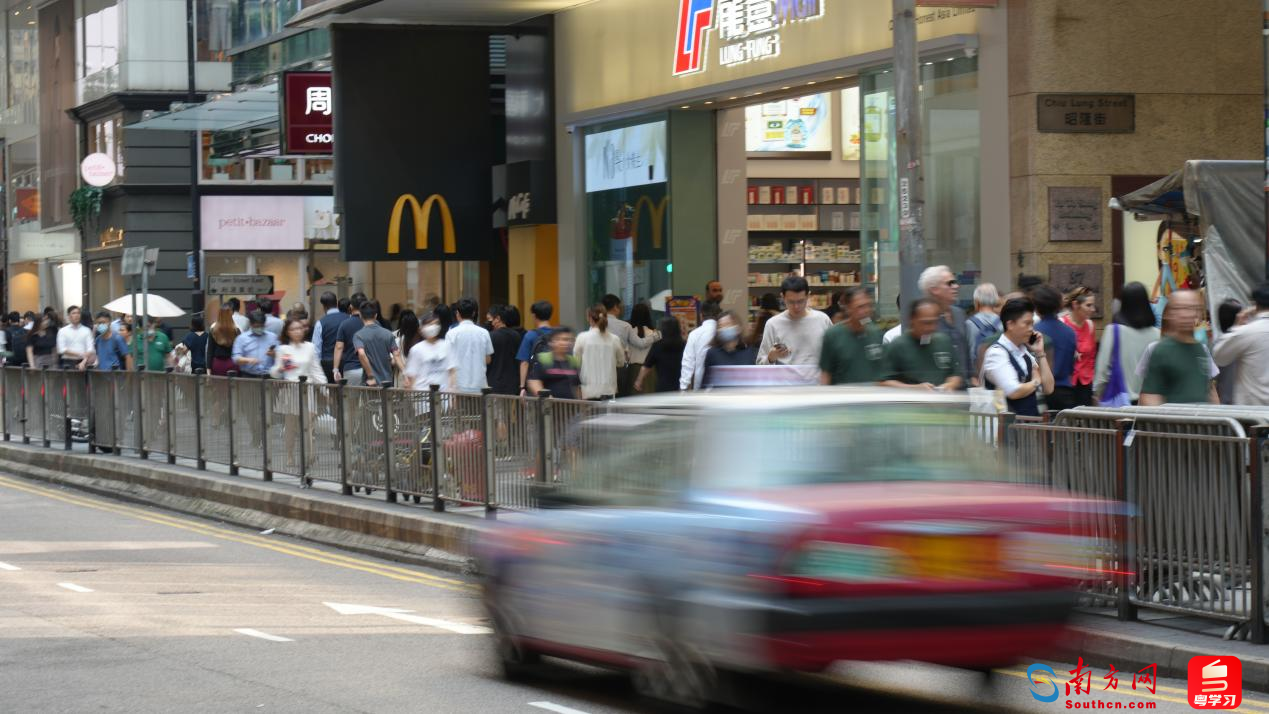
1007 0 1263 310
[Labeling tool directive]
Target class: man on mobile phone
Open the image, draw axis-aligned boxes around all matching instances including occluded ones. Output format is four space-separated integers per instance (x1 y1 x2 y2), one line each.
757 275 833 368
981 297 1055 417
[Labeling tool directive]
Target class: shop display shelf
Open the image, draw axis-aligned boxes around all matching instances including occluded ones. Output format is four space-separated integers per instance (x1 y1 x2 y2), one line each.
748 259 801 264
803 260 861 265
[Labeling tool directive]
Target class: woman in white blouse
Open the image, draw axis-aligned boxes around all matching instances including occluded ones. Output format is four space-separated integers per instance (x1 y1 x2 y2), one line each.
574 305 627 400
270 318 326 470
626 302 660 375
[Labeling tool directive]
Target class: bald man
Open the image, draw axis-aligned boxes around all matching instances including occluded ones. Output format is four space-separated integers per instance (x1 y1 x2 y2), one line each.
1139 290 1219 405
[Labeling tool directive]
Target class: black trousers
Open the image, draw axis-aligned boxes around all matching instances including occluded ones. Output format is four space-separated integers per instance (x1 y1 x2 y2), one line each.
321 359 335 384
1047 385 1078 413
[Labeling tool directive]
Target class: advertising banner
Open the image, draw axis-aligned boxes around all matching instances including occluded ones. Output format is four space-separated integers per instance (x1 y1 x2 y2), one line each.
584 121 668 194
201 196 335 251
745 92 832 158
334 27 495 262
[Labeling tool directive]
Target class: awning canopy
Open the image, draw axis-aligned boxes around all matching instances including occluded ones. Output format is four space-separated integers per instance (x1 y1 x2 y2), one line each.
125 84 278 132
287 0 593 28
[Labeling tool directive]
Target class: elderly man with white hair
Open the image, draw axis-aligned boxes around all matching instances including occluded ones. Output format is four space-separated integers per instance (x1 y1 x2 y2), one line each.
919 265 973 387
965 282 1002 368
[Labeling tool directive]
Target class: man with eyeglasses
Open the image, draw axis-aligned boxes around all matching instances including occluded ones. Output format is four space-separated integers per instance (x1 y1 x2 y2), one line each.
757 275 833 367
919 265 973 387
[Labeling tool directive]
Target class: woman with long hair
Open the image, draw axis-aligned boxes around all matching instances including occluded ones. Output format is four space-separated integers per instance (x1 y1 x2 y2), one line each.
208 304 240 376
1061 286 1098 407
637 317 686 393
574 304 626 400
26 315 58 369
394 309 421 383
625 302 659 384
1094 282 1161 404
270 317 326 470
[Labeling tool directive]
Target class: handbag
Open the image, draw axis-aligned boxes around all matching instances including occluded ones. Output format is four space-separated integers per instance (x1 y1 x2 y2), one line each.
1099 324 1132 408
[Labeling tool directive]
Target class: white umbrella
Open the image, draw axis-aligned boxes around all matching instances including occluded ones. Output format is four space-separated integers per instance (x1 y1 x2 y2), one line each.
102 293 186 318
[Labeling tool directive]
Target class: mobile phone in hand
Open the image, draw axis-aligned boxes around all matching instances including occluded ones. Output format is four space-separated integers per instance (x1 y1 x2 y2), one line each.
1028 332 1040 346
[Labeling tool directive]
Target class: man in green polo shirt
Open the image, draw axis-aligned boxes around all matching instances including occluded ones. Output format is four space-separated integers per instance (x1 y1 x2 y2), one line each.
819 287 885 385
1140 290 1219 405
881 298 963 391
131 317 173 371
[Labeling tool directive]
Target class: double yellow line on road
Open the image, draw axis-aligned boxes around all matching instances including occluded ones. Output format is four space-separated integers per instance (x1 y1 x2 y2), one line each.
0 475 479 594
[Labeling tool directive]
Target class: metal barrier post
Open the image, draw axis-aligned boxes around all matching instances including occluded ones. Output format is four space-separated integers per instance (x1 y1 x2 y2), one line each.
380 385 396 503
2 367 8 442
110 368 122 455
298 377 309 486
1249 426 1268 644
260 376 271 481
20 366 29 445
61 369 71 451
227 372 238 476
1114 418 1138 622
429 385 444 512
336 380 351 495
481 388 496 519
194 371 205 470
165 369 176 464
39 367 49 448
535 391 550 492
136 369 146 459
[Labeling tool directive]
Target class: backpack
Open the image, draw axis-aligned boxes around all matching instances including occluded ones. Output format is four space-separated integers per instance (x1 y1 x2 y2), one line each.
526 328 555 371
6 327 27 365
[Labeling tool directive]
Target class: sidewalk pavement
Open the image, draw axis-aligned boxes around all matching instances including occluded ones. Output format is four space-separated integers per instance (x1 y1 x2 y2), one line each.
1 440 1268 690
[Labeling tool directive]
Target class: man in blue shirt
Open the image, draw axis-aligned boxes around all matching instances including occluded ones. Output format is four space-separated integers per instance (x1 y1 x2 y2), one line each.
92 311 132 371
311 291 348 382
515 300 554 395
1031 284 1077 412
232 311 279 377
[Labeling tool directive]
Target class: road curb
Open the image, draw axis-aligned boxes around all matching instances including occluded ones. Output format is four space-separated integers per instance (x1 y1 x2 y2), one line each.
0 442 485 575
1052 622 1269 692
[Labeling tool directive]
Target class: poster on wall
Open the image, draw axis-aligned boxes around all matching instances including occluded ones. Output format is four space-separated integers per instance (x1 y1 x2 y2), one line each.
862 89 890 163
667 296 700 334
584 121 668 194
745 93 832 159
201 196 335 251
841 87 861 161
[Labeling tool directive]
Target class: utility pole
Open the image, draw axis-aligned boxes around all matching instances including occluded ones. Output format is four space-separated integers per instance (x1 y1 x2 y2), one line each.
186 0 204 323
893 0 926 321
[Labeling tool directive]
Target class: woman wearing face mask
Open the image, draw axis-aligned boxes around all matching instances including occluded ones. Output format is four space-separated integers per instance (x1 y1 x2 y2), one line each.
270 317 326 470
701 311 758 388
404 314 456 392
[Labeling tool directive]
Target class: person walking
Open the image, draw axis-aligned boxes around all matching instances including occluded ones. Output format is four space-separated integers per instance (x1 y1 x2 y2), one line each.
702 312 758 388
637 317 684 393
1213 299 1246 405
981 297 1055 417
332 295 368 385
91 312 132 371
445 298 494 394
964 283 1002 374
575 305 626 400
270 317 326 469
1032 284 1077 411
353 302 403 388
486 305 522 396
881 299 963 392
4 311 28 367
232 311 278 377
394 309 422 386
526 327 581 399
516 301 555 396
600 295 634 395
131 317 173 371
818 286 885 386
1093 282 1159 405
1211 282 1269 406
208 306 240 376
57 306 94 370
1138 290 1219 405
918 266 973 387
626 302 659 380
1061 286 1098 407
225 298 250 333
680 301 721 390
404 313 456 391
705 280 725 304
256 298 284 338
756 275 833 367
311 292 347 383
178 317 209 373
26 315 59 370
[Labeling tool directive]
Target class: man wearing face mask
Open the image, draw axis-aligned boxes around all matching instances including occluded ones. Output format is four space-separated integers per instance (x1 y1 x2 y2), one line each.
701 311 757 388
232 311 279 377
132 317 174 371
90 312 132 371
819 287 885 385
880 299 962 391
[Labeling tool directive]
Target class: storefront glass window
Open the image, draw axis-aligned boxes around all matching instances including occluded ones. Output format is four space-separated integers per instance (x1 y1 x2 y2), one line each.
7 136 39 227
256 253 302 310
583 116 671 311
205 254 248 276
87 114 125 180
860 55 979 321
8 4 37 108
78 0 119 78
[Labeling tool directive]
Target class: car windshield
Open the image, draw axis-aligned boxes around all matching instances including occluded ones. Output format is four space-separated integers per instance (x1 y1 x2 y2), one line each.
699 404 1007 489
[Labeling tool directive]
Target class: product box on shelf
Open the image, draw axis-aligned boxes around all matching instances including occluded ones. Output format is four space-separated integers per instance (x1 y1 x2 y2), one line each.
771 187 785 205
798 213 818 231
746 214 765 232
799 186 815 205
786 186 799 205
762 214 781 231
758 185 772 204
780 214 800 231
821 186 836 205
836 187 851 205
747 186 759 205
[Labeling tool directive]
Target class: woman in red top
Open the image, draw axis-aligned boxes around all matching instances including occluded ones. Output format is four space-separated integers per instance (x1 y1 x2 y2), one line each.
1062 287 1098 406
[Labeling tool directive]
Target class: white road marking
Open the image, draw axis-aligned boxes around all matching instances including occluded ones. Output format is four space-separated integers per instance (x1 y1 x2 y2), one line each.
233 628 294 643
0 540 218 554
57 582 94 593
324 602 492 635
0 561 19 571
528 703 593 714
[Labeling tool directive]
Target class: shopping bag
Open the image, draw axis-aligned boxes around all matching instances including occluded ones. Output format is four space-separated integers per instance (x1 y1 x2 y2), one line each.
1099 324 1132 408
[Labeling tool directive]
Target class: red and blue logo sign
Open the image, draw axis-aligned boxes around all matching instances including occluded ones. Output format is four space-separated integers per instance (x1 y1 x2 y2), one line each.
673 0 715 76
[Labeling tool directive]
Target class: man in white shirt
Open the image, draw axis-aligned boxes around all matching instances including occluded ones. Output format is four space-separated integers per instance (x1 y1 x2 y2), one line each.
57 305 94 370
1212 282 1269 406
757 276 833 366
226 298 250 333
446 297 495 394
257 297 285 338
679 300 721 391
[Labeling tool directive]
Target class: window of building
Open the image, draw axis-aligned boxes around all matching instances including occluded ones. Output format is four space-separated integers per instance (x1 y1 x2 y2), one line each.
7 136 39 227
86 114 124 180
8 4 38 108
78 0 119 78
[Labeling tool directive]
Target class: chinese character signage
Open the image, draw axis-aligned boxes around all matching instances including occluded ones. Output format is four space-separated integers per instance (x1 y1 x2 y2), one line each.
1037 94 1135 133
282 71 334 154
673 0 825 76
1048 187 1103 242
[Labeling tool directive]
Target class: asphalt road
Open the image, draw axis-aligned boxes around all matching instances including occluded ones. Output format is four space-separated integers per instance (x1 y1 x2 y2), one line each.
1 472 1266 714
